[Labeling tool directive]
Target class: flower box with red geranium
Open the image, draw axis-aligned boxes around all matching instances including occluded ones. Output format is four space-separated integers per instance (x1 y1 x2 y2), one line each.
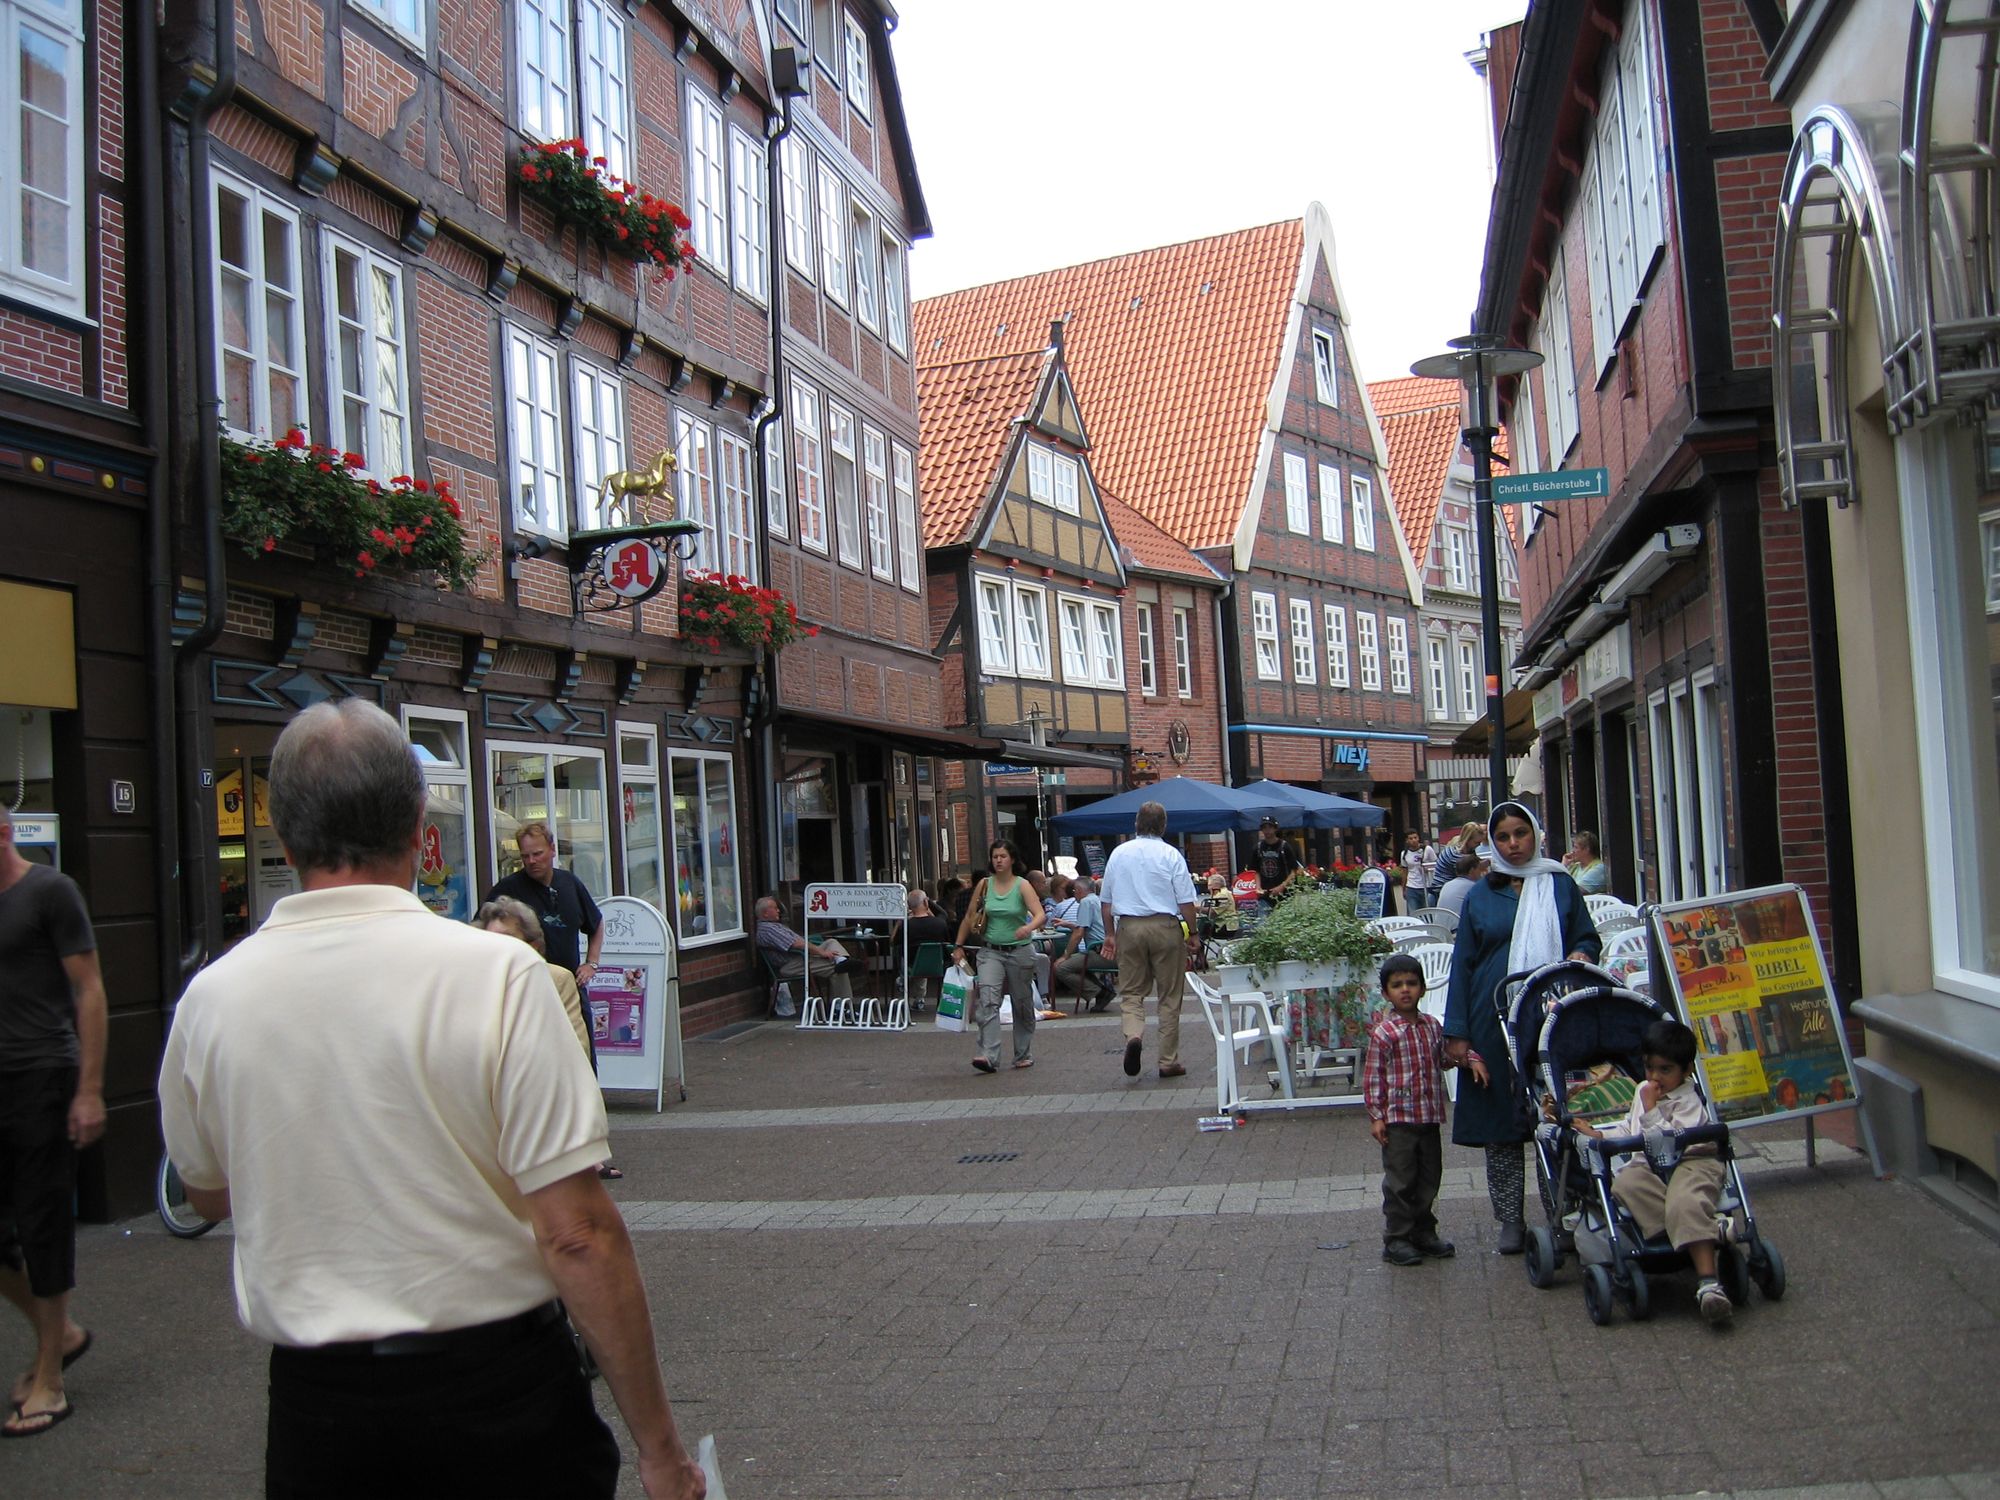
221 431 486 591
678 571 817 653
515 140 696 279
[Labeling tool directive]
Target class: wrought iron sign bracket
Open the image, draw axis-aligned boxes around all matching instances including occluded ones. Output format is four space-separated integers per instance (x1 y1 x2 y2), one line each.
569 520 702 616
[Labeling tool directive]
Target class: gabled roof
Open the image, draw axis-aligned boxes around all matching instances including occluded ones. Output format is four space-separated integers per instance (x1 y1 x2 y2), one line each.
914 219 1305 551
1368 376 1518 570
1098 491 1222 584
914 350 1046 549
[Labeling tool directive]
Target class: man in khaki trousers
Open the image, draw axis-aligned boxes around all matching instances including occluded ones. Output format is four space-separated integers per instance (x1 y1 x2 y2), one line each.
1097 802 1201 1080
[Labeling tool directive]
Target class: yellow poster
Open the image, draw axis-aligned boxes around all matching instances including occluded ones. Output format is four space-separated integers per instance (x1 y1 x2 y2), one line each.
1678 960 1758 1017
215 767 271 838
1748 937 1824 997
1702 1049 1770 1102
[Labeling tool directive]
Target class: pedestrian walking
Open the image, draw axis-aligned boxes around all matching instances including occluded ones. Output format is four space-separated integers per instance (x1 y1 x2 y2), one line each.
1365 954 1486 1266
0 807 105 1438
159 701 704 1499
1098 801 1200 1080
952 840 1046 1073
1400 831 1436 911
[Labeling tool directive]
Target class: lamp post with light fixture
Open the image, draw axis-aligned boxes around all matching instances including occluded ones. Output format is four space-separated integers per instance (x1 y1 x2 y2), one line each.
1410 335 1544 812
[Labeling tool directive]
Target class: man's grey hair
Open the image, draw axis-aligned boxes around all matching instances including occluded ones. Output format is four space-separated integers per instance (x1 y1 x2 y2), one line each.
1134 801 1168 837
1071 876 1092 895
269 700 426 873
906 887 931 913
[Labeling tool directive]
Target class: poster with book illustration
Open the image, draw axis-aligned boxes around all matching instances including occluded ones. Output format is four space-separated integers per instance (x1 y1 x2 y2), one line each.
1647 885 1858 1126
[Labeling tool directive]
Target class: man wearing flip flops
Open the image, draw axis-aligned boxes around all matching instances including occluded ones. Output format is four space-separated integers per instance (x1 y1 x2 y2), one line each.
0 806 106 1440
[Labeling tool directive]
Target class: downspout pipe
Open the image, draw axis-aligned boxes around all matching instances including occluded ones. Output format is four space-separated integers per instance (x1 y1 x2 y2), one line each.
135 0 181 1021
169 0 240 981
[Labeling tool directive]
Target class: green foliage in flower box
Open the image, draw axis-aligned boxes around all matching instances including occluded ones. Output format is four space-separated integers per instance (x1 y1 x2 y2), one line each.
515 140 696 278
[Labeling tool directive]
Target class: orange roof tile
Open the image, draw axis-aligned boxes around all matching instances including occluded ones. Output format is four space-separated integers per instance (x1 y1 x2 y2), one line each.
1098 489 1220 583
1368 377 1518 568
915 350 1047 549
915 220 1305 552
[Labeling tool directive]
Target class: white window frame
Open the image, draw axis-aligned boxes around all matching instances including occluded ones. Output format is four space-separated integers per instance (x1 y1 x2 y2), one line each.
1318 461 1344 543
354 0 425 48
765 417 789 539
1251 592 1281 681
976 577 1014 676
1 0 85 313
1136 604 1158 696
1540 249 1580 460
577 0 631 182
728 125 768 303
791 376 827 554
685 85 727 266
320 230 411 481
827 401 861 568
850 200 881 331
1351 474 1376 552
1288 598 1316 683
715 428 758 584
842 10 871 120
1648 688 1682 901
1027 444 1053 506
505 324 567 539
402 705 474 922
570 357 626 532
1425 632 1449 718
1387 617 1411 694
1356 611 1381 692
616 720 667 914
1087 600 1124 688
1690 668 1727 898
674 408 717 571
1172 607 1193 699
892 441 920 592
1443 522 1470 592
816 157 847 304
774 0 807 40
1497 530 1518 601
862 424 893 580
1310 327 1338 406
516 0 574 144
1325 604 1349 688
666 748 745 949
1057 596 1090 683
1012 581 1051 679
213 169 307 442
882 234 909 354
780 135 814 279
1985 514 2000 613
1283 452 1311 535
1513 375 1544 481
1583 0 1665 373
1455 635 1480 721
1052 453 1081 515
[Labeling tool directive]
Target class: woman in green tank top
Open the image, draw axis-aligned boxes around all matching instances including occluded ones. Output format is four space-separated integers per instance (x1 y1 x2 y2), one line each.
953 840 1046 1073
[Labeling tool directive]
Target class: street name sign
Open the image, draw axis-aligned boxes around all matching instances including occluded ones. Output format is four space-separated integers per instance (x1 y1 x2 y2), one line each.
1490 467 1609 504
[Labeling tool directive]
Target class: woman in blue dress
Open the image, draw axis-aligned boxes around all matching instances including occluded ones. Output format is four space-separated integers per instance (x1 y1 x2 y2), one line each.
1442 802 1600 1253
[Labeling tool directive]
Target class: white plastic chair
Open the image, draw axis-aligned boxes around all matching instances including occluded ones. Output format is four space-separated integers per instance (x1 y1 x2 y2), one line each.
1189 972 1293 1113
1603 928 1647 965
1368 916 1430 938
1596 912 1642 938
1585 894 1636 924
1423 906 1459 937
1407 942 1454 994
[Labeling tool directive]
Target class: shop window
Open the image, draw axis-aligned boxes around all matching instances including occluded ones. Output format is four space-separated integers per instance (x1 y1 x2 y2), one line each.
488 742 610 898
668 749 742 946
617 723 665 913
0 708 55 863
403 707 475 922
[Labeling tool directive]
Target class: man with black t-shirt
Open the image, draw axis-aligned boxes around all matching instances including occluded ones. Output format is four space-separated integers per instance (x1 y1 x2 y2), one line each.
1254 817 1305 907
487 823 605 984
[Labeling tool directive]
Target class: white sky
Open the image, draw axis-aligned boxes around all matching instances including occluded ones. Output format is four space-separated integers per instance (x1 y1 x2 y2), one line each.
892 0 1526 387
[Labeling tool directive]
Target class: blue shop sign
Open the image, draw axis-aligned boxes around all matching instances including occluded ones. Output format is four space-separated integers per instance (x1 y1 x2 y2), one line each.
1333 743 1371 773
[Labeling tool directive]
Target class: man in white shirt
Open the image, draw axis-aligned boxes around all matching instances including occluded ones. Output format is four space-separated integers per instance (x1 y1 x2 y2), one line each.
1098 802 1200 1079
1400 831 1435 912
159 701 703 1500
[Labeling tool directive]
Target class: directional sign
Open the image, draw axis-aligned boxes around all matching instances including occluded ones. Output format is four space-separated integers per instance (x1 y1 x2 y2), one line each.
1490 467 1610 504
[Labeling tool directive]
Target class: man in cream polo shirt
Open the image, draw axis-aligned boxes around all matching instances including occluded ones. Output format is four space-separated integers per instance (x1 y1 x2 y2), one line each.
160 701 704 1500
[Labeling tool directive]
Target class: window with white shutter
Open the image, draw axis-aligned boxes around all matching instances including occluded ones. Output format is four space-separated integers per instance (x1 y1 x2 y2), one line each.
1325 604 1349 688
1351 475 1376 552
1357 612 1381 691
1318 462 1343 543
1289 599 1315 683
1283 452 1310 534
1387 617 1411 693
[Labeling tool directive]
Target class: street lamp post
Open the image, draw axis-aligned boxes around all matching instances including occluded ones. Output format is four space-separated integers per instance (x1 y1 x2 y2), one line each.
1410 335 1544 815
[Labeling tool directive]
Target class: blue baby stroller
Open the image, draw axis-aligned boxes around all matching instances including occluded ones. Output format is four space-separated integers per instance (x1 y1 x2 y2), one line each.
1498 962 1787 1325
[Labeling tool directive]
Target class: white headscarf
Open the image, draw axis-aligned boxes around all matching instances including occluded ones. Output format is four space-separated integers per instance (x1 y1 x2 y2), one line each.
1479 801 1569 977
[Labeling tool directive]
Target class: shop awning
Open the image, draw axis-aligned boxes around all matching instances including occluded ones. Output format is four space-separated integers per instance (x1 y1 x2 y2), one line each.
984 739 1125 771
1450 689 1537 755
778 707 1122 770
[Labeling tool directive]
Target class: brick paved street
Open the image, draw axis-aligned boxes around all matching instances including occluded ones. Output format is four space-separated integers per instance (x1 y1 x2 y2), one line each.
7 1012 1999 1498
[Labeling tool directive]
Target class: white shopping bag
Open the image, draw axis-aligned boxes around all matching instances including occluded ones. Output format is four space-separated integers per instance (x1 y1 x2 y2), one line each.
697 1434 730 1500
935 964 971 1032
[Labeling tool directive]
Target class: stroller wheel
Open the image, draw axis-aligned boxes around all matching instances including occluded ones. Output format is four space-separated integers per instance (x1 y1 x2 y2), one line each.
1752 1241 1787 1302
1625 1265 1652 1321
1719 1244 1752 1306
1583 1264 1615 1326
1524 1226 1558 1289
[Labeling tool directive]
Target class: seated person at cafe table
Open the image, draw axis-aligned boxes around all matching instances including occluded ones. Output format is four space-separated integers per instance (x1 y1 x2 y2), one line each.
754 895 853 1002
1052 876 1112 1011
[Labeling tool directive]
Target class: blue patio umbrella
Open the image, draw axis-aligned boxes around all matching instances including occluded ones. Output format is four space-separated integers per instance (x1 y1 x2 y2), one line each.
1046 776 1296 836
1237 779 1387 829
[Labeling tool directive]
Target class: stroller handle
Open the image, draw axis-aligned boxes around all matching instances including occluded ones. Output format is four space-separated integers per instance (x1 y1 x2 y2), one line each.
1595 1119 1731 1157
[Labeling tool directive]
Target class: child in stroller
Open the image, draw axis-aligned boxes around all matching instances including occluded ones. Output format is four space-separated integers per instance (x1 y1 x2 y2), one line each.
1511 966 1786 1326
1551 1019 1733 1324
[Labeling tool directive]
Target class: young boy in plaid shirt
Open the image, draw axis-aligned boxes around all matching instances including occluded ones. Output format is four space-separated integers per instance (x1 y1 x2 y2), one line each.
1364 954 1489 1266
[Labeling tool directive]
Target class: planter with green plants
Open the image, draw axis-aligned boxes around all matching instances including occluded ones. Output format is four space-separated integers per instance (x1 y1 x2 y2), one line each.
1217 887 1393 1057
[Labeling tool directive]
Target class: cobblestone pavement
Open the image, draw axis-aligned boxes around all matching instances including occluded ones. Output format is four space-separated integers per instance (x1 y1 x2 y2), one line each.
6 1011 1999 1498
